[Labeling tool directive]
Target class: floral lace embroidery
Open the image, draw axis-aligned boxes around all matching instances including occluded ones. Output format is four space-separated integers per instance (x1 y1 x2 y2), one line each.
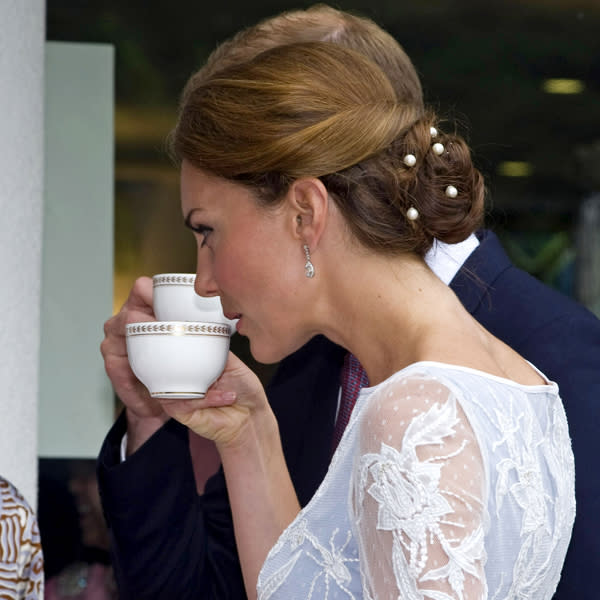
355 394 485 600
257 365 574 600
259 519 359 600
487 392 574 597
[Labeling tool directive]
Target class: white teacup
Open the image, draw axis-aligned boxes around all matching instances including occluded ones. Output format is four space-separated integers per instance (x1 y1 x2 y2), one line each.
126 321 230 399
152 273 237 333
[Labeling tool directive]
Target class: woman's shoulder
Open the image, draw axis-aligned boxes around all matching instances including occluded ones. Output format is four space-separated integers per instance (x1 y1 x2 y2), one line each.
369 360 556 402
357 364 479 457
363 361 475 416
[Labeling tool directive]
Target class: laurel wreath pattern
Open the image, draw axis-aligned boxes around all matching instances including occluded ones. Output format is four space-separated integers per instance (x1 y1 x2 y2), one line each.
152 274 196 286
126 322 229 337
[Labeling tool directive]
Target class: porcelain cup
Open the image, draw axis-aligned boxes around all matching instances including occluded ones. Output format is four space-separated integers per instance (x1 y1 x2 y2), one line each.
152 273 237 333
126 321 230 399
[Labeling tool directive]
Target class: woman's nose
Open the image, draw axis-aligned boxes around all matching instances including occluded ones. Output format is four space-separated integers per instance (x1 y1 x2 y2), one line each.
194 274 218 297
194 254 219 297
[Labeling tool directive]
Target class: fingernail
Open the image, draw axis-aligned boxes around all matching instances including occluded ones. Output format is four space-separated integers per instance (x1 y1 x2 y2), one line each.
222 391 236 402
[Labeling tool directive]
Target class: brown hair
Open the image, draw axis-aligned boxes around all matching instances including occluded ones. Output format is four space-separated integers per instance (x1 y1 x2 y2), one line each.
183 4 423 112
170 9 485 256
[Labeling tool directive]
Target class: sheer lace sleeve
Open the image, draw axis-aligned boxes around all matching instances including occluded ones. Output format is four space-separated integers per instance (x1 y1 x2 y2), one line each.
351 375 487 600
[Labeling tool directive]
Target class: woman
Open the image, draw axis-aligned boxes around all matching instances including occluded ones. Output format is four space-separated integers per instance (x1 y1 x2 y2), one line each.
157 41 573 599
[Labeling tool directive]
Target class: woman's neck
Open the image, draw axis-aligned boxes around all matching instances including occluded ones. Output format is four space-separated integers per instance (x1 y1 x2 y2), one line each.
316 250 466 385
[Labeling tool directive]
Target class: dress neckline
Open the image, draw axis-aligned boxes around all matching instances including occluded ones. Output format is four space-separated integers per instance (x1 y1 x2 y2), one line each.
359 360 556 397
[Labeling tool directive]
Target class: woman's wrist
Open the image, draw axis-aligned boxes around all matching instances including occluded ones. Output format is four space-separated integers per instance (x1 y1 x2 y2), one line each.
216 402 279 463
125 410 170 456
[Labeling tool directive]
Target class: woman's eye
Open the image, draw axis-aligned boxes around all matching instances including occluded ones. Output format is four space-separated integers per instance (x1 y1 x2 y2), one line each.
191 224 213 248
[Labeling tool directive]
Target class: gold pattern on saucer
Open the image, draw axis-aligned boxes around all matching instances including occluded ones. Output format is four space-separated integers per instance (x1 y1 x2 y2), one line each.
151 392 206 398
126 322 230 337
153 274 196 286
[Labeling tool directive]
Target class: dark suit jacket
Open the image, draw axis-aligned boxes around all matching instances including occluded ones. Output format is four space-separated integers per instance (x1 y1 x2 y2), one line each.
97 230 600 599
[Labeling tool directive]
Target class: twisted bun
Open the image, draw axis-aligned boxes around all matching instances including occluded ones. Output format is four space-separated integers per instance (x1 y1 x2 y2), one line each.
321 115 485 256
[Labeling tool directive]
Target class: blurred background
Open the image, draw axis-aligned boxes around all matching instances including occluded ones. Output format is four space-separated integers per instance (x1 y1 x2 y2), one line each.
39 0 599 589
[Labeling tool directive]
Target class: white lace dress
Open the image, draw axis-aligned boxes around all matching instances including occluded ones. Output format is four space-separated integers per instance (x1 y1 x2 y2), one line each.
257 361 575 600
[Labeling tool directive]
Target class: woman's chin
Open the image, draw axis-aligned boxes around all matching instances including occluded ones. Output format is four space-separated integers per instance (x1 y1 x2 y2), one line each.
247 336 289 365
248 335 308 366
248 344 284 365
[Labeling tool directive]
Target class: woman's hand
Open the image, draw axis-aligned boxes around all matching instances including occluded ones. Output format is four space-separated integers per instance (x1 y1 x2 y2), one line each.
158 352 273 450
100 277 170 453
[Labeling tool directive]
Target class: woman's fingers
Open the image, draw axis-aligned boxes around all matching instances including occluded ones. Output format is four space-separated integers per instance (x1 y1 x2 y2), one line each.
100 276 163 419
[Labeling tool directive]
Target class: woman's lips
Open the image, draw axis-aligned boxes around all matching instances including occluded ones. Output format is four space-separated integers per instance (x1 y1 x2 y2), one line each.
224 312 242 334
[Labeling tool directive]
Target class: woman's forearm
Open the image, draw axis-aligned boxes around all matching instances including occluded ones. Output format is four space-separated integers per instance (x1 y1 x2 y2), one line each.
218 411 301 600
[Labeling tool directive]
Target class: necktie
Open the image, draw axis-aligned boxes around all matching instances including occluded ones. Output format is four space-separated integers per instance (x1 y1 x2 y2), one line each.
332 353 369 452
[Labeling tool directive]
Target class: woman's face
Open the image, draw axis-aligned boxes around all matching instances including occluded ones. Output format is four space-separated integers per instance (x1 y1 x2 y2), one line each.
180 160 312 364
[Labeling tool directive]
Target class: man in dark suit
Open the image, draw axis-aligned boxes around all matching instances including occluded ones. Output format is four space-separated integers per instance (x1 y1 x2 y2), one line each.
98 229 600 599
97 6 600 598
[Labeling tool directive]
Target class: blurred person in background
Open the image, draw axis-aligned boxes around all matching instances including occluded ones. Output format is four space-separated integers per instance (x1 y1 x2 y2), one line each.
44 461 116 600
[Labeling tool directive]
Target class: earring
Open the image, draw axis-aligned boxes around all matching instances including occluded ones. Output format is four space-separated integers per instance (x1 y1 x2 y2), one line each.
303 244 315 278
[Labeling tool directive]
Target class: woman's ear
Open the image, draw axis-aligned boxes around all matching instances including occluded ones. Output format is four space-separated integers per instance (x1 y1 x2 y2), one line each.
286 177 329 248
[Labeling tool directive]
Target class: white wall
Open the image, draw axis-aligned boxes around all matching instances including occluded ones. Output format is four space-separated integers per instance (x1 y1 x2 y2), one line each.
0 0 46 506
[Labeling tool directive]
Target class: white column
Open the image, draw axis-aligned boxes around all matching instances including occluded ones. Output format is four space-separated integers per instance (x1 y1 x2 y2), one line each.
0 0 46 506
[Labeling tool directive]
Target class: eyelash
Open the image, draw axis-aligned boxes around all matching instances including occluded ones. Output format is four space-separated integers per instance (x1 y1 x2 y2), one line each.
190 224 213 248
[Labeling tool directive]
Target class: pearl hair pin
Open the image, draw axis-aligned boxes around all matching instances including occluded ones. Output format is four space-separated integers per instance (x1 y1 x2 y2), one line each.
403 153 417 167
430 126 438 138
432 142 445 156
445 185 458 198
406 207 419 221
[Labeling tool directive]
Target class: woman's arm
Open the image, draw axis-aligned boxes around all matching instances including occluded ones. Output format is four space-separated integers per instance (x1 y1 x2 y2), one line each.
159 352 301 600
353 376 486 599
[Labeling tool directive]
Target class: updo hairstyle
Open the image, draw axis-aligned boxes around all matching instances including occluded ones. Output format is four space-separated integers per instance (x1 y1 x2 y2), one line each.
188 4 424 114
170 41 485 257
